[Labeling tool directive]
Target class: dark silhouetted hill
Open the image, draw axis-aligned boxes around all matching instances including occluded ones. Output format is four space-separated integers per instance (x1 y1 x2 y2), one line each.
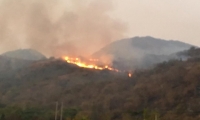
2 49 46 61
0 56 33 72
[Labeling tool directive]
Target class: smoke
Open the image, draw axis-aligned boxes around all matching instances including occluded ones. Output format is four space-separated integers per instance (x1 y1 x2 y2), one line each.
0 0 127 57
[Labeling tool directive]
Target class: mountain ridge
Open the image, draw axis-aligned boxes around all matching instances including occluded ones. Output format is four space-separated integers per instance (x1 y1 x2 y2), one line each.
93 36 194 57
2 49 46 61
92 36 195 69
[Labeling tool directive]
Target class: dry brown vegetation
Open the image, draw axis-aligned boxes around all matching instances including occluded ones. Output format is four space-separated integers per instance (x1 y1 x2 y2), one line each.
1 48 200 120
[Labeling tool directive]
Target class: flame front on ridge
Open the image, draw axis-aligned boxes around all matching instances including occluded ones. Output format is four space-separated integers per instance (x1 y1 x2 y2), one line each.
63 56 119 72
63 56 133 77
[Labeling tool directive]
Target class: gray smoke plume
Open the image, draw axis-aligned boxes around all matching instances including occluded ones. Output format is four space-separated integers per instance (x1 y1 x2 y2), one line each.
0 0 127 57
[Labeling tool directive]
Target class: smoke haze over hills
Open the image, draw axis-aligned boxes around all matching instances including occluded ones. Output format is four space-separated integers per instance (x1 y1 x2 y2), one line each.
93 36 194 69
0 0 127 57
1 1 200 119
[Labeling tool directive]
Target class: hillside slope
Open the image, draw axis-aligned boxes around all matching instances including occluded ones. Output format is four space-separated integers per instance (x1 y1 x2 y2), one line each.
1 48 200 120
93 36 194 69
2 49 46 61
0 56 34 71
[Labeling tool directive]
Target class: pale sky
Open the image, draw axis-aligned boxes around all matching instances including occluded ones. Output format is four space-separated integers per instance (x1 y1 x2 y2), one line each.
112 0 200 46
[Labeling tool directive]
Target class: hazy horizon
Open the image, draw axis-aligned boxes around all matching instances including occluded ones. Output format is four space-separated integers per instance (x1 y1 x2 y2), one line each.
0 0 200 56
113 0 200 47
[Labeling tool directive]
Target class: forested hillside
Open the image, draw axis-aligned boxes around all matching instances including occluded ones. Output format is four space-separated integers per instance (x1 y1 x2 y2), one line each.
1 48 200 120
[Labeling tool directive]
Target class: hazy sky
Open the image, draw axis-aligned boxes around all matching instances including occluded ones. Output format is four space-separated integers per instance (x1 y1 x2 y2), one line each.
0 0 200 56
112 0 200 46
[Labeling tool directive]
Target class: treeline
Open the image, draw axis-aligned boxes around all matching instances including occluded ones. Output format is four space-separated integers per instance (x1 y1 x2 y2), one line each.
0 106 80 120
0 104 160 120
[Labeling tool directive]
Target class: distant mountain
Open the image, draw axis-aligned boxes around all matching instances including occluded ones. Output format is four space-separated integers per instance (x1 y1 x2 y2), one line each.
92 36 195 69
0 56 33 72
2 49 46 61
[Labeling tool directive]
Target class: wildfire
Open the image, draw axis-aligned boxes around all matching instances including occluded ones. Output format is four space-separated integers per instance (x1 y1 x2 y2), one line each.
62 56 133 78
128 73 132 77
63 56 119 72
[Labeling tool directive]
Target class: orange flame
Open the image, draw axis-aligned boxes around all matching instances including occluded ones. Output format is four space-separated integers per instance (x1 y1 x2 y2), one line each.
63 56 119 72
128 73 132 77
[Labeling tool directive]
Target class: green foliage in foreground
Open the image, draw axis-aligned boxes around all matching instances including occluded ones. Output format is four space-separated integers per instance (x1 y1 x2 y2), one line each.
0 106 161 120
0 106 54 120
